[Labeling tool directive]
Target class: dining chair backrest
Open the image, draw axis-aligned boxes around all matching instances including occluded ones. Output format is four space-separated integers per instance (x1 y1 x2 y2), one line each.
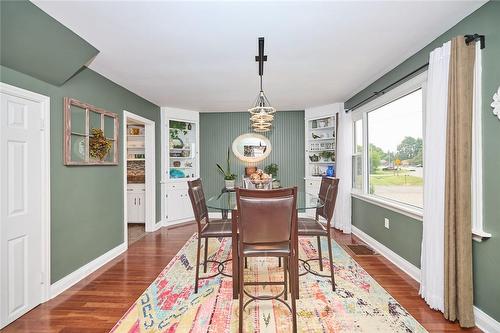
187 178 209 229
316 177 336 218
318 179 340 228
236 187 297 245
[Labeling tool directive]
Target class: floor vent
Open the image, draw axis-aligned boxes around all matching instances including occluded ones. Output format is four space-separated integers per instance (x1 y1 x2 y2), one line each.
346 244 377 256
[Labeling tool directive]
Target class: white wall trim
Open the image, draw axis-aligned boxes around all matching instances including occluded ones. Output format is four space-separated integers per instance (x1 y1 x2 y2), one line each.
351 225 499 332
474 306 500 333
0 82 51 303
163 219 196 230
122 111 156 247
351 192 423 221
351 225 421 282
50 242 126 299
471 43 491 243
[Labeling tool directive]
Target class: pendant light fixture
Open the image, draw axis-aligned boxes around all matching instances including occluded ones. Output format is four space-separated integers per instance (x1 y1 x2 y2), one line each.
249 37 275 132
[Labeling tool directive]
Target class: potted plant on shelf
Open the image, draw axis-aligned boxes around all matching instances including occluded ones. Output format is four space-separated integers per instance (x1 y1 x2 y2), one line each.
264 163 280 189
319 151 335 162
169 121 188 149
217 147 237 189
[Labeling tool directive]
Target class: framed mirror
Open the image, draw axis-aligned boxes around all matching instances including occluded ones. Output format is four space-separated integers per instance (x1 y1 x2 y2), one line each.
232 133 272 163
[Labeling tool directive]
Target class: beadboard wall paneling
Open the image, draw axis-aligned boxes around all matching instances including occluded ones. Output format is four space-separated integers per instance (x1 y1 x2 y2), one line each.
200 111 305 203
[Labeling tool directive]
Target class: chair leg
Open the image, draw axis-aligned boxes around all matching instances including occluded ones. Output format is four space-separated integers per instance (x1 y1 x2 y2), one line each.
283 256 288 301
289 255 298 333
203 237 208 273
278 257 282 267
327 232 336 291
245 257 248 269
317 236 323 271
195 236 201 294
239 255 245 333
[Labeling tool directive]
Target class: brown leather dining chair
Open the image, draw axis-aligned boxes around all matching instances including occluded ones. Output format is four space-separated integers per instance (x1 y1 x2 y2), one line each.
298 177 339 291
236 187 298 333
187 178 232 293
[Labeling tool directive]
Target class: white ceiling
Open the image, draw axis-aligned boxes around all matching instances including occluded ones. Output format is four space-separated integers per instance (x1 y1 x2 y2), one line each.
34 1 484 112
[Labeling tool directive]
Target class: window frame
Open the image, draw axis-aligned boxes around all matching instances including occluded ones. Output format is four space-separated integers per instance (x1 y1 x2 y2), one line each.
350 72 427 221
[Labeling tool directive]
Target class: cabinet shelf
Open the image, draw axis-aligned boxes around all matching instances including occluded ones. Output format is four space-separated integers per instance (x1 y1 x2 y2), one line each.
306 113 337 180
309 161 335 164
309 149 335 152
310 125 335 130
309 137 335 141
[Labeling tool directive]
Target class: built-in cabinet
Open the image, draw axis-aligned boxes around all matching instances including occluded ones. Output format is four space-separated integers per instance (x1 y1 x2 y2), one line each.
161 107 200 225
127 184 145 223
127 124 146 223
304 104 342 216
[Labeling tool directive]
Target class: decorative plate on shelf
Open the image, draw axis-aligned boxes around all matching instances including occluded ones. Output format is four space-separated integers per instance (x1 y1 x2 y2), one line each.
170 169 186 178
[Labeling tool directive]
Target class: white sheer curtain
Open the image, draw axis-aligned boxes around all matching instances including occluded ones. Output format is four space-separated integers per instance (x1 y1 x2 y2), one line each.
420 41 451 311
333 108 352 233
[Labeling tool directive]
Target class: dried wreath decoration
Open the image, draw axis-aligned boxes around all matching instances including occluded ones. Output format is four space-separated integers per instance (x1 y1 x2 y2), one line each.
89 128 112 160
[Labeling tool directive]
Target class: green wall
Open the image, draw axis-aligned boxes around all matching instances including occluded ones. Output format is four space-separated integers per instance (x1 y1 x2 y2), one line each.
352 199 422 267
200 111 305 200
0 1 99 85
346 1 500 321
0 65 161 283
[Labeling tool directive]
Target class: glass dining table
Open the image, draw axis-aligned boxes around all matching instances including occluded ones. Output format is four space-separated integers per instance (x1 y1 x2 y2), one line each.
206 191 324 299
206 191 324 213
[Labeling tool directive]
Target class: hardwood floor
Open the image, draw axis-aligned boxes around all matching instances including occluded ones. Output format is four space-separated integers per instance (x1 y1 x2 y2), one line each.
127 223 146 245
2 224 481 333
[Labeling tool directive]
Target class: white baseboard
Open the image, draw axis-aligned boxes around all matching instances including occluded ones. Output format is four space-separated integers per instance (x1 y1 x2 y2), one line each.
351 225 500 332
474 307 500 333
351 226 421 282
151 220 163 232
49 242 127 299
163 218 195 229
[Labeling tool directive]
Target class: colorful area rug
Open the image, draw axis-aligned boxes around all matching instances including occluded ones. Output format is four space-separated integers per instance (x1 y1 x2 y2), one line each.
110 235 427 332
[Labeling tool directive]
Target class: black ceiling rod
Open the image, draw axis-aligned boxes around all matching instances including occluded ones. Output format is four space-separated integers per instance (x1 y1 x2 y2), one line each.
465 34 486 49
255 37 268 80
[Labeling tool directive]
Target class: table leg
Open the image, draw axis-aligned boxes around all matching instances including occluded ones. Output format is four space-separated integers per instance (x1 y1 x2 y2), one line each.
231 209 239 299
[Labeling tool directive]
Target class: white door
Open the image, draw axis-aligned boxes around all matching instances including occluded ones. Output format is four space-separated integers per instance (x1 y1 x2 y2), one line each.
0 92 44 328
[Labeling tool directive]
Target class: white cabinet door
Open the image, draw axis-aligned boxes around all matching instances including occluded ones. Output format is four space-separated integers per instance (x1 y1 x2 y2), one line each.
167 188 193 222
136 192 145 223
128 192 145 223
127 192 138 223
167 189 183 222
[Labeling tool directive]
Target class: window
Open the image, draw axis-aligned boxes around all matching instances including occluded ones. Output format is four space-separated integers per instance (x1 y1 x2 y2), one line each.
352 119 363 190
368 89 423 208
351 72 425 214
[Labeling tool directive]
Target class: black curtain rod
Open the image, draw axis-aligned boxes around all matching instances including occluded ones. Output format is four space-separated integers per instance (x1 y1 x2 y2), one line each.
345 34 486 113
344 63 428 112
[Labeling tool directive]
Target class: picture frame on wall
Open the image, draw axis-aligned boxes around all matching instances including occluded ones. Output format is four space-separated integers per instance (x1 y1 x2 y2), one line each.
63 97 119 165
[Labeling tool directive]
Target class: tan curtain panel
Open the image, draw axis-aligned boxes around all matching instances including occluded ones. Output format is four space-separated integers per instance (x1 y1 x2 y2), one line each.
444 36 475 327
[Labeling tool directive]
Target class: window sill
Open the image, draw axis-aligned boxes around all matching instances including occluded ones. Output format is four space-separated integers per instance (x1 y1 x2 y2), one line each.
351 192 423 221
472 229 492 242
351 192 491 242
